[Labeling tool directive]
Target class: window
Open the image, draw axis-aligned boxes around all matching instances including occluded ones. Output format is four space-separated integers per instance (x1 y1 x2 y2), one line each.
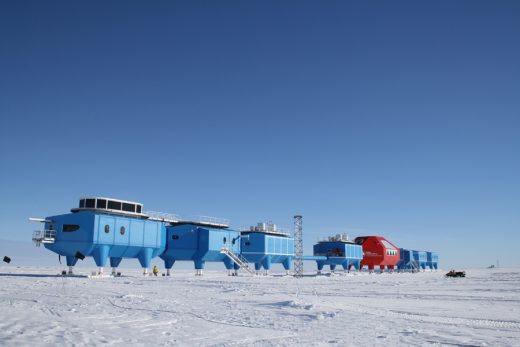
223 237 227 244
104 224 110 233
96 199 107 209
85 199 95 208
172 235 179 240
136 205 142 214
63 224 80 232
381 240 396 250
107 200 122 210
79 199 85 208
120 226 125 235
245 241 251 246
122 203 135 213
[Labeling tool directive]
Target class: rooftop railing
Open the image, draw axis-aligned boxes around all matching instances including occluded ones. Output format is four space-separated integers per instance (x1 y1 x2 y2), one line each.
145 211 230 228
189 215 230 227
239 225 290 235
145 211 182 223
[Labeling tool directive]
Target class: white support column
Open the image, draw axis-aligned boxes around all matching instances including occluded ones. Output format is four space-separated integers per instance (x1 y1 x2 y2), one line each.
98 267 103 275
166 269 171 276
68 266 73 275
143 268 148 275
111 268 116 275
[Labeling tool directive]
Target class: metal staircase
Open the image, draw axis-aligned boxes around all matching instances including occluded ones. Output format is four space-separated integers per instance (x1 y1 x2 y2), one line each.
220 247 255 275
411 260 420 272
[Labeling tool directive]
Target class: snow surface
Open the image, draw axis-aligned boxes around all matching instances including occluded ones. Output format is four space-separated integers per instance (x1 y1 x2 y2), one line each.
0 266 519 346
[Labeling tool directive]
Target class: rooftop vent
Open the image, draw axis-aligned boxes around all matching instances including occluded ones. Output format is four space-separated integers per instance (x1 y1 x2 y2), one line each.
240 221 289 236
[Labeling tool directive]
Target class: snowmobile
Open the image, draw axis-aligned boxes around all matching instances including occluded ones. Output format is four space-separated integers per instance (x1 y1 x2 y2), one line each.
446 270 465 278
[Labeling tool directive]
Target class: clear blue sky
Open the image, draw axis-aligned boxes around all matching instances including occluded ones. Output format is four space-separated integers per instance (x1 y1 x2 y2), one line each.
1 1 519 268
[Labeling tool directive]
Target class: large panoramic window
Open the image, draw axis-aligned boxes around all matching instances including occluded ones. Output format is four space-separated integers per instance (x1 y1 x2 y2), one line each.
63 224 80 232
381 240 396 250
122 203 135 213
79 199 85 208
85 199 95 208
96 199 107 209
107 200 122 210
136 205 142 214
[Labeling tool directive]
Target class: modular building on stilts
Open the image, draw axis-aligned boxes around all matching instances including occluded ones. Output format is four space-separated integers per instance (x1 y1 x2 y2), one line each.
240 222 294 275
160 220 242 276
354 236 400 272
313 234 363 273
31 197 166 275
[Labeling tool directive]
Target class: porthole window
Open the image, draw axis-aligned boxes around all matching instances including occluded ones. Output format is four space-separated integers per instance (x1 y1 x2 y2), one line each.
245 241 251 246
120 226 125 235
104 224 110 233
172 235 179 240
223 237 227 244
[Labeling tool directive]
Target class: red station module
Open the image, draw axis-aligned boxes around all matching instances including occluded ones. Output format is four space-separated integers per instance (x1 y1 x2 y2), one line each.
354 236 400 271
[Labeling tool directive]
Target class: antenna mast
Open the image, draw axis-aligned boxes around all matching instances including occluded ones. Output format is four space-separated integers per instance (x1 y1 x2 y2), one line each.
293 215 303 278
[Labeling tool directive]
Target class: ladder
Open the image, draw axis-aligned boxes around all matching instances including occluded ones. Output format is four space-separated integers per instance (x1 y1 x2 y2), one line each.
220 247 255 275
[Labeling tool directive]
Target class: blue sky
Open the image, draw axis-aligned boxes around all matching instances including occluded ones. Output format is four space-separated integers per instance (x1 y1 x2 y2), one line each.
0 1 519 268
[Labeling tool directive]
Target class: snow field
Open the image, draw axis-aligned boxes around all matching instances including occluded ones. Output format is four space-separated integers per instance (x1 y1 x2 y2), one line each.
0 266 519 346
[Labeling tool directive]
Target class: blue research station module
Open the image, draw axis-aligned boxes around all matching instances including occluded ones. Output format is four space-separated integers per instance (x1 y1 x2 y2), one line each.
240 222 295 275
312 234 363 273
31 197 236 275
